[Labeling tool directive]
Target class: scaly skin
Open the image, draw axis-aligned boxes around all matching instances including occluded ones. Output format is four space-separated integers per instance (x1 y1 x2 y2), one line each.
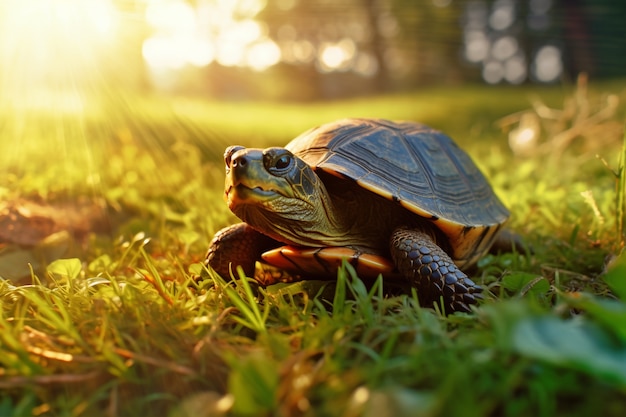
206 223 279 278
390 228 482 313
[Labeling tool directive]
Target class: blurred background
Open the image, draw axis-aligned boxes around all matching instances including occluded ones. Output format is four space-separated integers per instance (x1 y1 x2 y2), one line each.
1 0 624 103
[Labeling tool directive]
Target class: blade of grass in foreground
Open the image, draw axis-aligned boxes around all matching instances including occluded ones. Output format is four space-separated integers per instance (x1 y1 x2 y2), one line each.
617 123 626 249
213 267 269 334
17 287 85 349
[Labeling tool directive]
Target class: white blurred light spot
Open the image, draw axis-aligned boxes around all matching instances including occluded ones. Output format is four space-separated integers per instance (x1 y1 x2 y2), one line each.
509 113 540 156
351 387 370 405
489 0 515 31
143 34 215 69
504 55 527 84
216 394 235 413
216 42 246 67
491 36 518 61
517 127 536 144
482 60 504 84
319 39 356 72
533 45 562 82
246 39 281 71
143 1 272 71
464 30 489 63
219 19 264 45
320 45 347 69
509 126 538 155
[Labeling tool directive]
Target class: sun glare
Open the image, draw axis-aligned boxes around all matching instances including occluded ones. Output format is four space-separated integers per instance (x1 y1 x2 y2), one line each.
142 0 280 75
246 39 281 71
318 39 356 72
0 0 119 109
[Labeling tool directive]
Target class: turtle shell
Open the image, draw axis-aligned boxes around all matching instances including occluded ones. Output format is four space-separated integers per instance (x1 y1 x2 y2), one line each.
284 118 509 267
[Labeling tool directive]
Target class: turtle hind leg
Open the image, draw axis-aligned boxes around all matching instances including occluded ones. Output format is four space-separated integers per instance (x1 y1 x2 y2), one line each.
205 222 280 280
390 228 482 314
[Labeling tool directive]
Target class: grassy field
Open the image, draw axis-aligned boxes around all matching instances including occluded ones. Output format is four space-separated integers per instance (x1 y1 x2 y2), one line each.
1 79 626 417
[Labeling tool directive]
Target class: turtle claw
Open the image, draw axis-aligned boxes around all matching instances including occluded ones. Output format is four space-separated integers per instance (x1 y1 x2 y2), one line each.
451 301 472 314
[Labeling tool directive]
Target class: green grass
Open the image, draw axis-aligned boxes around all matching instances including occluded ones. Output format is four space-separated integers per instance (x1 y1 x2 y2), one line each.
1 80 626 416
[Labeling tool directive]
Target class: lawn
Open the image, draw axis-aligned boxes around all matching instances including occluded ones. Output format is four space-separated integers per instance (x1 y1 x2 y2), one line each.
1 79 626 417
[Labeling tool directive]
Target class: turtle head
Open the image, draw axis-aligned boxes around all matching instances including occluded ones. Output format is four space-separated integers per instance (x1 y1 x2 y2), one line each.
223 145 340 246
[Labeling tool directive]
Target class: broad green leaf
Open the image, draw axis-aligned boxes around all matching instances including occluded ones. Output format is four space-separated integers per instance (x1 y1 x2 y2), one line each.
46 258 82 280
560 292 626 342
187 262 204 277
513 317 626 386
502 272 550 296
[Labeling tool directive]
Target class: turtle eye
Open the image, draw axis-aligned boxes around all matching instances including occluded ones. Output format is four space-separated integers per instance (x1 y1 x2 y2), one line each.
224 146 244 169
275 155 291 170
264 149 294 176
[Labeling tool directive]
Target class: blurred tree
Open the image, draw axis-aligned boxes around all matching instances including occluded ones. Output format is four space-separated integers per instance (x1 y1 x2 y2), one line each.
257 0 465 98
260 0 383 98
134 0 626 99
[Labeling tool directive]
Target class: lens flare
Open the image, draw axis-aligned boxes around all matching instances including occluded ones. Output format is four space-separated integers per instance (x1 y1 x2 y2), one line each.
0 0 120 104
0 0 126 194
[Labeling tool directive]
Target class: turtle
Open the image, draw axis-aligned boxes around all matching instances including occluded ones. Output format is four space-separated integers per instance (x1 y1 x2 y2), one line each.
205 118 510 313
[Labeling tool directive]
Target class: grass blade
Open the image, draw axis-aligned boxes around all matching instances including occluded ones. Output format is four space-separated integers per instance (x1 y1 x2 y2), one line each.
216 267 268 334
617 123 626 249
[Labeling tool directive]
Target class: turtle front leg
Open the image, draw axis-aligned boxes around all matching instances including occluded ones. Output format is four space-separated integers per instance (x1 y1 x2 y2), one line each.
205 223 280 279
390 228 482 313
